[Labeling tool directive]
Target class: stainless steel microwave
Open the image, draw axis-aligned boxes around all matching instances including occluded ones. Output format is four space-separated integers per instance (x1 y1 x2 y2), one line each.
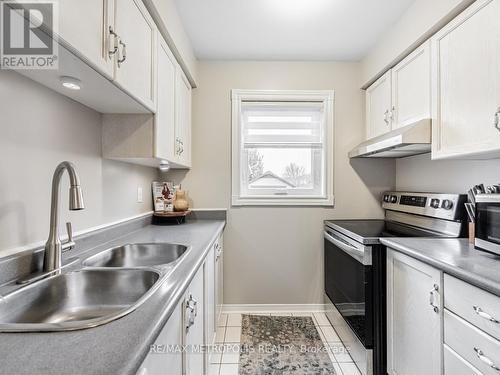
476 194 500 255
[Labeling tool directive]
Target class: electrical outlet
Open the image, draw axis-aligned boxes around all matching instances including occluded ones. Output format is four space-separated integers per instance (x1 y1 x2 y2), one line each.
137 187 143 203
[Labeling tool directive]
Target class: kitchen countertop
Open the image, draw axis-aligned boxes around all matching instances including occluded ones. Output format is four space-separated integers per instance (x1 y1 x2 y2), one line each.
0 219 225 375
380 237 500 297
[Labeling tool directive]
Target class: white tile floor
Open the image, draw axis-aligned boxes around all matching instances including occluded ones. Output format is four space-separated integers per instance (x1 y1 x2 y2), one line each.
208 311 361 375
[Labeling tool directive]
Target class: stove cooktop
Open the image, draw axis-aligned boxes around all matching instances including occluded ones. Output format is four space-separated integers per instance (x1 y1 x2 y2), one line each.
325 219 450 245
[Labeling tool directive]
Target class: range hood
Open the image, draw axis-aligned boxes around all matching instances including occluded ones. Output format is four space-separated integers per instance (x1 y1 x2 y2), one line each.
348 119 431 158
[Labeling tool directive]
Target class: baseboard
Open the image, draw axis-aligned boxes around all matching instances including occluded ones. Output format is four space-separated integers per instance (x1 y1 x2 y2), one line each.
222 304 328 313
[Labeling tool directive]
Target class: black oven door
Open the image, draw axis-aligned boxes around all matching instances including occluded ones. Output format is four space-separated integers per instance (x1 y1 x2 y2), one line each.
324 230 373 348
476 200 500 255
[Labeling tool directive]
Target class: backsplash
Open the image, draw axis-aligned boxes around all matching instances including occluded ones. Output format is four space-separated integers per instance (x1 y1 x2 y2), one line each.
0 71 158 256
396 153 500 194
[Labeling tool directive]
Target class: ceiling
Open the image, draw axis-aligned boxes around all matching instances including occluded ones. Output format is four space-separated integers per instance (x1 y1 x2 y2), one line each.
174 0 415 61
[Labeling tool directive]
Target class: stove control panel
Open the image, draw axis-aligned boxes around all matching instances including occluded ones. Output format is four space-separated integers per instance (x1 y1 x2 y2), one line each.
382 192 467 221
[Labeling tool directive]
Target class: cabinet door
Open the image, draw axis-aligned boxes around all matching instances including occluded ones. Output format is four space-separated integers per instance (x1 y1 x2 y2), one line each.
215 236 223 322
185 265 205 375
431 0 500 159
114 0 156 110
58 0 114 79
137 302 183 375
366 71 392 139
387 250 443 375
175 67 192 167
391 40 431 129
155 35 177 161
205 244 216 347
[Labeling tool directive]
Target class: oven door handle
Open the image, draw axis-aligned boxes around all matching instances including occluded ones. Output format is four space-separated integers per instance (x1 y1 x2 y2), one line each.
324 230 369 264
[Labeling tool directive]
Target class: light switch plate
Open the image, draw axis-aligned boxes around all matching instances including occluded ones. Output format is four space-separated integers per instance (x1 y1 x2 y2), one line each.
137 187 143 203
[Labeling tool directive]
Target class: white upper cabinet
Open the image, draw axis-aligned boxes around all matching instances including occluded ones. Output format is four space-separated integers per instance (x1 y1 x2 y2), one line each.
114 0 157 111
365 41 431 139
366 71 392 139
102 39 193 169
156 35 177 161
387 250 443 375
175 67 192 167
391 40 431 129
431 0 500 159
58 0 114 79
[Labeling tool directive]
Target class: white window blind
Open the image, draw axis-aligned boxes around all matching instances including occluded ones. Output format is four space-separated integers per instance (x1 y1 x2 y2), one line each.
232 90 334 206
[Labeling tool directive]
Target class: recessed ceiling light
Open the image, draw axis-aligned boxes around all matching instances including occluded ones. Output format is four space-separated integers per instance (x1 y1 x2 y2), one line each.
60 76 82 90
159 160 171 172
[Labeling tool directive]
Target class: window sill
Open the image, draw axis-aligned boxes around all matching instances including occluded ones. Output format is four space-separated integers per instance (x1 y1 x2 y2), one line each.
231 196 335 207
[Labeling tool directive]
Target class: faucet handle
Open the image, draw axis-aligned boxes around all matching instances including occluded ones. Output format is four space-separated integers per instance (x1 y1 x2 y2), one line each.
62 222 76 251
66 222 73 242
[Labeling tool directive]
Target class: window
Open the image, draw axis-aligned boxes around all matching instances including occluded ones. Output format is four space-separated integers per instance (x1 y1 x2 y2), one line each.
231 90 334 206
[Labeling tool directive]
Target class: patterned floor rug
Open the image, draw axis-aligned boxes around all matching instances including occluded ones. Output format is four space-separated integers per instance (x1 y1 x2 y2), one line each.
238 314 337 374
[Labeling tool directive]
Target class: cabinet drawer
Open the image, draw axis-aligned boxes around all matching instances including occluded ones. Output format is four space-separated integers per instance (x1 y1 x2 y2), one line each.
445 310 500 375
444 344 483 375
445 274 500 341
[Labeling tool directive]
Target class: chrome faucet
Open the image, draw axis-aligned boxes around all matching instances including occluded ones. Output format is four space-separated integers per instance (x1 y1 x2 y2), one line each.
43 161 85 272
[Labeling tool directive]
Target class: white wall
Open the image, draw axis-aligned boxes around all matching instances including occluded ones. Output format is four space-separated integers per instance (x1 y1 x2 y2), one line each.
396 154 500 193
361 0 474 86
0 71 157 257
167 61 395 304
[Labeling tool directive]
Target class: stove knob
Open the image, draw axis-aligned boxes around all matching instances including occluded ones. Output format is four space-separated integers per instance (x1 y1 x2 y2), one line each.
441 199 454 210
390 195 398 204
430 199 440 209
383 195 390 203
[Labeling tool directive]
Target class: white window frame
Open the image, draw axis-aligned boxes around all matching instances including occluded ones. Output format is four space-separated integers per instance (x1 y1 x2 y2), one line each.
231 89 335 206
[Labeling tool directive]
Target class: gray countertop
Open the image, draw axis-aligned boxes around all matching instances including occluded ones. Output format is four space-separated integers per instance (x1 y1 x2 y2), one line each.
0 219 225 375
380 237 500 297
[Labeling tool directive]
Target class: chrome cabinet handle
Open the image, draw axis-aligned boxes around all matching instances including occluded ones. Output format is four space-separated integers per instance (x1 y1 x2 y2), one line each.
108 26 119 57
175 138 182 155
473 306 500 323
117 39 127 66
494 107 500 131
185 295 197 330
384 110 390 124
429 284 439 313
176 138 184 155
474 347 500 371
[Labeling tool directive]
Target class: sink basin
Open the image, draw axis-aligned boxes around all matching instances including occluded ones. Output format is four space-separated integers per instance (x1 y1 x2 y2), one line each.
83 243 188 268
0 269 160 332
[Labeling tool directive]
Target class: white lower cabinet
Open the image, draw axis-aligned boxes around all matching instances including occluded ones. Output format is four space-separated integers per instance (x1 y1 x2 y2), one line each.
205 244 216 349
137 302 183 375
444 310 500 375
387 250 500 375
387 249 443 375
185 265 205 375
444 344 482 375
137 231 224 375
215 235 224 323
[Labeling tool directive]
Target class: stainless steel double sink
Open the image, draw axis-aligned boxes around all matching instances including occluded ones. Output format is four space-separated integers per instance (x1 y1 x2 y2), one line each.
0 243 189 332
